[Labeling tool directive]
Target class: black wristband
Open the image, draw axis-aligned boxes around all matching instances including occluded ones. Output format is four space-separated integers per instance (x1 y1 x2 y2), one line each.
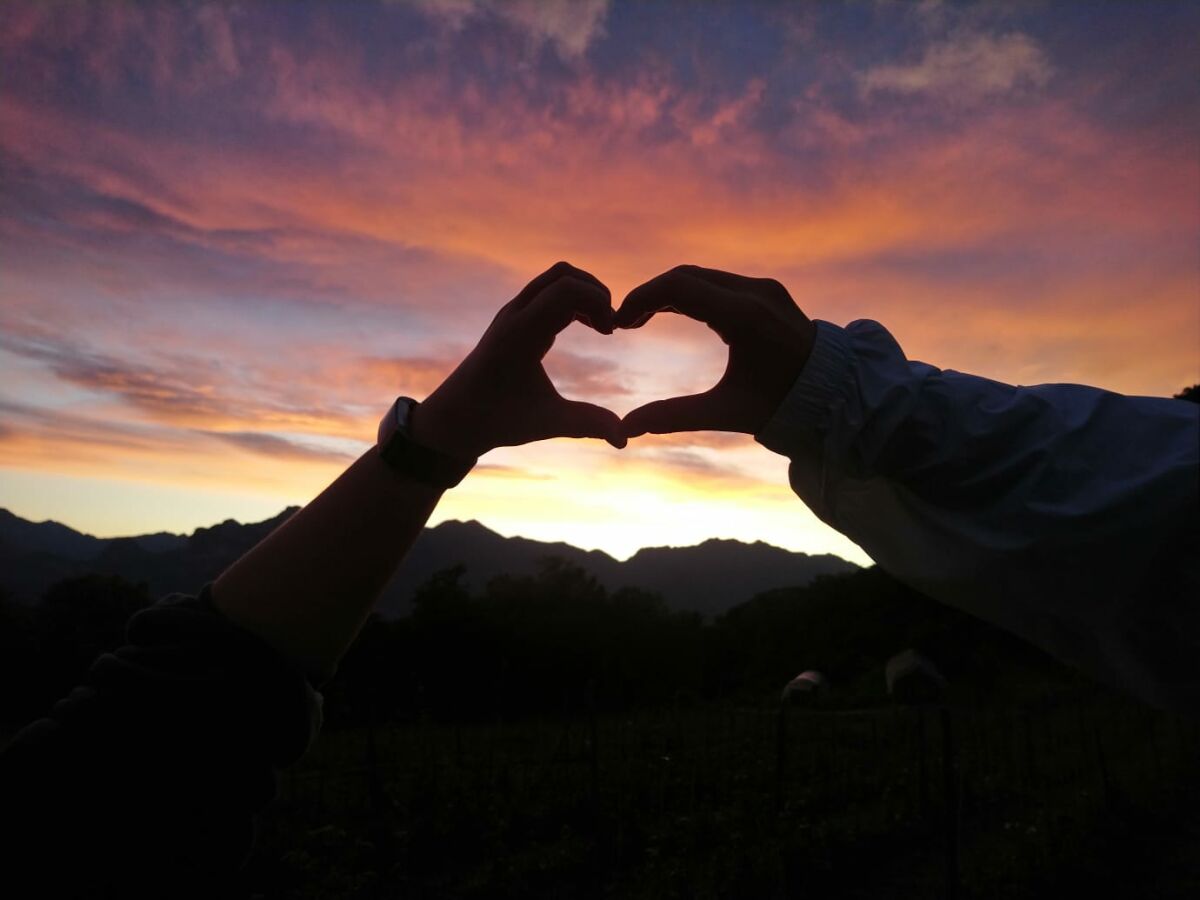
376 397 477 489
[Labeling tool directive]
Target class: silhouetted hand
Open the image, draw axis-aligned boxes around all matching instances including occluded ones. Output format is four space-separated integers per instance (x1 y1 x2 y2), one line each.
615 266 817 437
412 262 626 457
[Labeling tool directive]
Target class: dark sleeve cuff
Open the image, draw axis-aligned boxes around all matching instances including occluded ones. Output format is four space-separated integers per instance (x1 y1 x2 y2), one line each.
121 584 325 762
1 584 325 894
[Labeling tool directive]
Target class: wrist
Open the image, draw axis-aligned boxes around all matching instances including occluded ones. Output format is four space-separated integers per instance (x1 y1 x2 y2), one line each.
409 393 490 459
747 320 818 433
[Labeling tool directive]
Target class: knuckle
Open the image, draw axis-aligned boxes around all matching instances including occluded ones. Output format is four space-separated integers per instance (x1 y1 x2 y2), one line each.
539 280 571 305
757 277 791 302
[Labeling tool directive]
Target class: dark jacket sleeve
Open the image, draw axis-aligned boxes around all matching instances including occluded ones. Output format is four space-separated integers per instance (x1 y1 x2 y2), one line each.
0 585 323 898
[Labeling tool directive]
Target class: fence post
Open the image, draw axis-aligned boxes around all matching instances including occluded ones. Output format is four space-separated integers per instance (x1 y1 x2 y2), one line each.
317 756 326 819
366 720 383 817
775 701 787 814
916 707 929 821
1092 715 1113 813
940 706 960 900
1146 709 1162 790
1023 710 1038 794
587 680 600 815
585 679 601 879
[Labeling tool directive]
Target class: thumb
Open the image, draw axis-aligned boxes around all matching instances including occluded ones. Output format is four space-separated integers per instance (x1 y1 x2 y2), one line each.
554 400 627 449
621 391 725 438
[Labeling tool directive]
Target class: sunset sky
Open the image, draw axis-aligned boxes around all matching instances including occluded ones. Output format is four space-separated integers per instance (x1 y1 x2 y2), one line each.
1 0 1197 564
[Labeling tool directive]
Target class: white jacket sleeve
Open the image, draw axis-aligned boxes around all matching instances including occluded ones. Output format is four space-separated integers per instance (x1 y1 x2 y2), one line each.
756 320 1200 712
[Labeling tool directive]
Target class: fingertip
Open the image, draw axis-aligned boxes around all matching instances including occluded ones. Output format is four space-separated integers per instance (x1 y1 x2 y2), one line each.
620 416 647 438
558 401 625 445
611 299 634 329
596 306 616 335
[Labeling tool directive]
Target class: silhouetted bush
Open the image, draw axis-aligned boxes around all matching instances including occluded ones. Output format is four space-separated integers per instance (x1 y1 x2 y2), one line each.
32 575 151 714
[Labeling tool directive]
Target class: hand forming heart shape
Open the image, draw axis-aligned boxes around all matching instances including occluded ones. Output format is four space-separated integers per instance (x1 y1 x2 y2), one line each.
410 262 818 462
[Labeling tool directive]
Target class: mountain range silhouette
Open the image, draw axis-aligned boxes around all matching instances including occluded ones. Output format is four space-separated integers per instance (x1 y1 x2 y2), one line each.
0 508 857 618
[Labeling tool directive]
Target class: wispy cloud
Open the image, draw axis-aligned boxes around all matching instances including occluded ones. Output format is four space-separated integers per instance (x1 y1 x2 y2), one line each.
359 355 460 398
413 0 611 58
542 351 632 401
861 30 1053 101
0 333 230 423
0 329 364 437
630 432 752 451
0 397 187 455
0 397 217 486
617 447 766 494
198 430 355 463
473 463 555 481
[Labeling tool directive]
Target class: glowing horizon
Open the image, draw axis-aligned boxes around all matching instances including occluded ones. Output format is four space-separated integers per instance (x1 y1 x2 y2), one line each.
1 1 1197 568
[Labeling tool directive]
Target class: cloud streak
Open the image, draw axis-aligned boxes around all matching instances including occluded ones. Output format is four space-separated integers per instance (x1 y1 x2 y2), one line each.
199 430 355 464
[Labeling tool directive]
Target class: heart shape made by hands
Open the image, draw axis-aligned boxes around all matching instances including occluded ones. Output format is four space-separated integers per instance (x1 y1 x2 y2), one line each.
542 313 728 420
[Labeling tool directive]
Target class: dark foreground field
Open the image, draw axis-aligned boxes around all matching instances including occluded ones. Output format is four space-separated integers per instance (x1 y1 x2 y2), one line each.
5 567 1197 896
245 693 1200 899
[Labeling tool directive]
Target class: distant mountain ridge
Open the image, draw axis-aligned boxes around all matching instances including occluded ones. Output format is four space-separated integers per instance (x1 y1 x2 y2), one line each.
0 508 858 619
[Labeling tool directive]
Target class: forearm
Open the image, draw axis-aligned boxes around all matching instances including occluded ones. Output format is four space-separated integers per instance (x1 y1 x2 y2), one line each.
212 445 444 680
211 263 621 681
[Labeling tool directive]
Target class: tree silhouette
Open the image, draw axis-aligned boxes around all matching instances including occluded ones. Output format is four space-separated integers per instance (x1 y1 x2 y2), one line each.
0 588 39 724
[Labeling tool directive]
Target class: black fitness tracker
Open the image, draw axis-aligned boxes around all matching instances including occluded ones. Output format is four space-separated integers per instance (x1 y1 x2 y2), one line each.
376 397 477 489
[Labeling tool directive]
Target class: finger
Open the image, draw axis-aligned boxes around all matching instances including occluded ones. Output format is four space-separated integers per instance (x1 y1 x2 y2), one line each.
669 265 774 294
522 275 614 338
510 261 608 311
621 390 727 437
613 266 735 333
553 400 627 449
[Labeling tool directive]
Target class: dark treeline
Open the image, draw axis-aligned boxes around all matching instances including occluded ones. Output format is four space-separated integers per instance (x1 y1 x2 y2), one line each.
330 560 1079 728
0 559 1084 733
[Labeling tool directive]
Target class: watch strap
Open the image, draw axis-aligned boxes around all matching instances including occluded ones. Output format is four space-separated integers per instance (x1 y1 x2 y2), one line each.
377 398 476 489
